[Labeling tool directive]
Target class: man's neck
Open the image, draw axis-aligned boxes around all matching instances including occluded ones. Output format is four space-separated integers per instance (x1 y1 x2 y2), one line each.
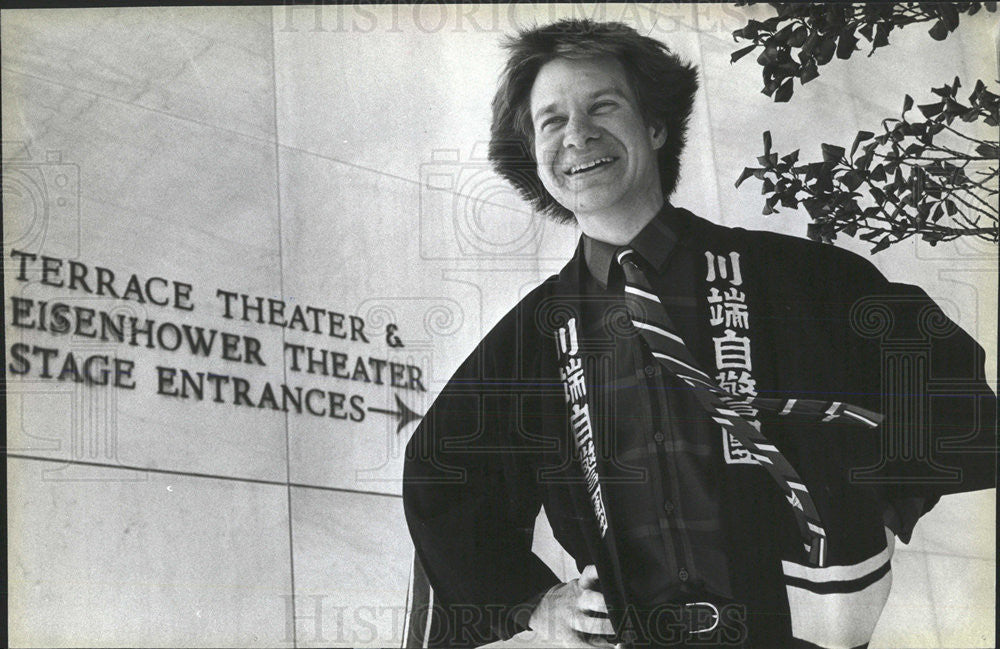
574 194 665 245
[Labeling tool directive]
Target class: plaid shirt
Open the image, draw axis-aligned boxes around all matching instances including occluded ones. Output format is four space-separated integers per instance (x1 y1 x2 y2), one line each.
579 205 732 605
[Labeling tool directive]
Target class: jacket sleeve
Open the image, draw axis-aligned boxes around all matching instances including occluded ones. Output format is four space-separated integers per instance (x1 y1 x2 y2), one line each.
773 235 997 545
853 275 997 542
402 328 561 647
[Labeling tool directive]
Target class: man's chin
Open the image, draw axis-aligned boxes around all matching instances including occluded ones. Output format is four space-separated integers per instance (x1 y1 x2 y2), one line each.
563 193 615 217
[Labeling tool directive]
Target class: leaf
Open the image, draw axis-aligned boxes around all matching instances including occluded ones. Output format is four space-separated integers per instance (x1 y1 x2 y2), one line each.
873 22 891 48
940 3 960 30
836 28 858 59
842 222 859 237
851 130 875 156
815 171 834 193
903 94 914 113
788 25 809 48
841 170 864 191
757 45 781 66
733 20 761 40
928 20 949 41
918 102 944 118
763 130 772 156
942 98 968 120
931 83 951 98
807 222 823 241
731 45 757 63
773 23 795 43
801 32 819 55
870 237 892 254
781 149 800 165
975 142 1000 158
800 60 820 84
815 36 837 65
776 59 801 75
774 77 794 102
821 143 846 163
916 202 931 223
761 15 782 32
921 231 944 245
802 198 824 219
735 167 757 188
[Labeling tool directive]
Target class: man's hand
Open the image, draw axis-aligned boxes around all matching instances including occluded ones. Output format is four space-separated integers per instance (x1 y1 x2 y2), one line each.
526 565 615 647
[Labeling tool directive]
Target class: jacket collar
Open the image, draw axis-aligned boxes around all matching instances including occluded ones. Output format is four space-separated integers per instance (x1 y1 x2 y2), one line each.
553 206 717 298
582 203 683 288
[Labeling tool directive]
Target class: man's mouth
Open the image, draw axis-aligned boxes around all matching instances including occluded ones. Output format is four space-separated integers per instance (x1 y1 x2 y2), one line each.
565 156 617 176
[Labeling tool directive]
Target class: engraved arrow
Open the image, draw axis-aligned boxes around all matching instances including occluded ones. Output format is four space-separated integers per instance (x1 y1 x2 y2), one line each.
368 393 422 434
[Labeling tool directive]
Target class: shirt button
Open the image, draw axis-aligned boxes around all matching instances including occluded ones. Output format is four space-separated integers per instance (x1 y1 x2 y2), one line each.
663 500 675 514
653 431 665 443
644 365 657 377
678 568 689 582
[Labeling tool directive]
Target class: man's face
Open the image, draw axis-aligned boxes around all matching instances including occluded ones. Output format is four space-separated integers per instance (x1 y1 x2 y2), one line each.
529 55 666 224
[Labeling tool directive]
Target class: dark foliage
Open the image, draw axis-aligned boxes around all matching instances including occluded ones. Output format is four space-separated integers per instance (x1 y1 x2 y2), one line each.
731 2 997 102
736 78 999 253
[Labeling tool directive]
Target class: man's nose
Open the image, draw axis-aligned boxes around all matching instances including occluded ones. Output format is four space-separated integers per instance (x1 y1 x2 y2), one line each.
563 113 599 148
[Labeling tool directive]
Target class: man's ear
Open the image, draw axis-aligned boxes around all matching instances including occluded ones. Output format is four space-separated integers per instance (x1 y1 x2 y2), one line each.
649 121 667 150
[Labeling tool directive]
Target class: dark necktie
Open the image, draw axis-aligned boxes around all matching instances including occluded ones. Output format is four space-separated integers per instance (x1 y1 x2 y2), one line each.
616 247 884 567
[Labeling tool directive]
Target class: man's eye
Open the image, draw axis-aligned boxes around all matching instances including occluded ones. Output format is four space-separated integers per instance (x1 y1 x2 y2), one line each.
591 101 617 113
540 116 566 131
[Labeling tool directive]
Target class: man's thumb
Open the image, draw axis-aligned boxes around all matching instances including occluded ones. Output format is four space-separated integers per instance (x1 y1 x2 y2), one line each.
579 564 600 590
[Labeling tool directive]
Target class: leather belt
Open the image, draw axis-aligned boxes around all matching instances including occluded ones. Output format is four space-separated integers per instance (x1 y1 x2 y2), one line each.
617 600 741 648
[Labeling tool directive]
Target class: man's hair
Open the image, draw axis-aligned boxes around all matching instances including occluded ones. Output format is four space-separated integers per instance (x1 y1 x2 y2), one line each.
488 19 699 223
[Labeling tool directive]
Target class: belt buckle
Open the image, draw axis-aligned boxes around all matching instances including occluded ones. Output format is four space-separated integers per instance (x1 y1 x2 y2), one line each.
684 601 719 634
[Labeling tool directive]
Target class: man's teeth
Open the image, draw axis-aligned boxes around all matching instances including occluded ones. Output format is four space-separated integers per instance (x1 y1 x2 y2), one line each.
568 157 614 175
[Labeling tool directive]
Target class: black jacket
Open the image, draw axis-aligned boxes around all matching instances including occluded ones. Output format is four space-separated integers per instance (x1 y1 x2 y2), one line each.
403 209 996 648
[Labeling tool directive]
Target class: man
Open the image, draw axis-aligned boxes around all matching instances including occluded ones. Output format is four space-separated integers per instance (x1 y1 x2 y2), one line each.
403 19 996 648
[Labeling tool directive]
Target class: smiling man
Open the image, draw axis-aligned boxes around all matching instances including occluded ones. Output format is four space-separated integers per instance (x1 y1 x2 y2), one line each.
403 19 996 649
530 55 666 242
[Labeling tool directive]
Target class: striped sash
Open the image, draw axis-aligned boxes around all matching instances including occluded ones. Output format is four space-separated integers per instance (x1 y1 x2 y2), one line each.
616 247 884 567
